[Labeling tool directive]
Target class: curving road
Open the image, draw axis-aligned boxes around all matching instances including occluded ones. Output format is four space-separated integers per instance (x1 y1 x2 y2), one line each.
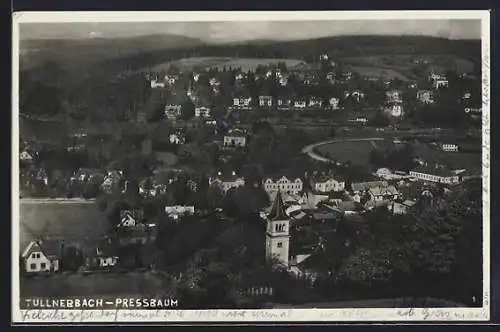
302 137 385 163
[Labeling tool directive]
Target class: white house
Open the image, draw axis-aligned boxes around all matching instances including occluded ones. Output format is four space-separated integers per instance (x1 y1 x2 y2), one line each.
384 104 404 117
224 129 247 148
164 104 182 120
386 90 403 103
279 76 288 86
277 98 292 108
259 95 273 107
164 75 179 85
344 90 365 102
429 72 449 89
165 205 195 220
22 240 62 273
293 99 307 109
209 172 246 193
409 166 460 184
329 97 340 110
465 107 482 114
309 174 345 193
233 96 252 108
169 132 185 145
20 150 34 162
150 79 166 88
441 143 459 152
367 185 400 202
118 210 137 228
308 97 322 108
262 176 304 195
195 106 211 118
416 90 434 104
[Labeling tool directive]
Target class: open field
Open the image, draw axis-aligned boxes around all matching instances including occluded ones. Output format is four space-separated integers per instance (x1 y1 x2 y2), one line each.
313 139 383 166
19 199 108 251
20 272 173 298
150 57 305 72
349 66 409 81
413 142 481 170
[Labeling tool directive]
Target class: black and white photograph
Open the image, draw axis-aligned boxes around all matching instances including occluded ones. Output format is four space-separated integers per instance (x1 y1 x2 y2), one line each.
12 11 490 323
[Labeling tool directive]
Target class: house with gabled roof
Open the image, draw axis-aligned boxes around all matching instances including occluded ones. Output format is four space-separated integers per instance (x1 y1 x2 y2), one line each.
209 171 246 193
262 175 304 196
84 237 119 270
21 239 63 273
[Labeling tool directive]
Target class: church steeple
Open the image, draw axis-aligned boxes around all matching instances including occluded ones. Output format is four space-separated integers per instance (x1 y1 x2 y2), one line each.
265 190 290 266
268 190 286 221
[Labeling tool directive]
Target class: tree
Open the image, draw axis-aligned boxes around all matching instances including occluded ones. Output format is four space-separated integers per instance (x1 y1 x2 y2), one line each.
181 98 195 121
369 111 391 127
61 246 84 272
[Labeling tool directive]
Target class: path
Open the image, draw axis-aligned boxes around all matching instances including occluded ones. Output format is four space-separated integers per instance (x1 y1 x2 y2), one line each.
302 137 385 163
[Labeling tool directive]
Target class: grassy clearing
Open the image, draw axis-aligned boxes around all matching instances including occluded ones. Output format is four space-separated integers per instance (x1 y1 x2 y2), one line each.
19 200 108 251
349 66 409 81
314 140 379 166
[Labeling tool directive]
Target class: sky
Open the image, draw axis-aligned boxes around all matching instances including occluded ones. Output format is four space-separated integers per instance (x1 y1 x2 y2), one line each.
19 20 481 42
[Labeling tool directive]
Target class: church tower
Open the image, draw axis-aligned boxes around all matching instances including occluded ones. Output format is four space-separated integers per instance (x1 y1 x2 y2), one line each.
265 191 290 266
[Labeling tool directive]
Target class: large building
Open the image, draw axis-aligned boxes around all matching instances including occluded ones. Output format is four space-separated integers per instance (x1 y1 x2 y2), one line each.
265 191 290 266
209 172 246 193
409 166 460 184
309 174 345 193
262 175 304 195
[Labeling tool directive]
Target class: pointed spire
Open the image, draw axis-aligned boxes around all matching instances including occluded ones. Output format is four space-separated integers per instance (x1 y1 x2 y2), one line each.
268 190 287 221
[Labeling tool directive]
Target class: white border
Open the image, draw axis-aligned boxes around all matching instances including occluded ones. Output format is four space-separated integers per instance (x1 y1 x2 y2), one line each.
12 10 491 324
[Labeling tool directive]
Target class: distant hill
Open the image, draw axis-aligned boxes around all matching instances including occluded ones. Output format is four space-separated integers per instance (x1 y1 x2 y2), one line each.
19 34 206 70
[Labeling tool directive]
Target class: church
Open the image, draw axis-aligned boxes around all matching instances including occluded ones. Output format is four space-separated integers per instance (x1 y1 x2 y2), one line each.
264 190 291 266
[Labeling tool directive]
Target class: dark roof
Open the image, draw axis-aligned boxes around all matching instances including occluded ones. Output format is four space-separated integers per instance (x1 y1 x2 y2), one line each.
268 191 287 221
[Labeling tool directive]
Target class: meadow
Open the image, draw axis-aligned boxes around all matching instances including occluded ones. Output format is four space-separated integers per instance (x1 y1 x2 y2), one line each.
150 57 305 72
349 66 409 81
314 140 379 166
19 199 108 251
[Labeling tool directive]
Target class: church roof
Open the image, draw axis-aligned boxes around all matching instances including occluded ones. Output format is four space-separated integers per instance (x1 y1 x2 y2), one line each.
268 190 287 221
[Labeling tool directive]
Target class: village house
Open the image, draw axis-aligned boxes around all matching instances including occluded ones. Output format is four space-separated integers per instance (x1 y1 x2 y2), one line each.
326 72 336 81
416 90 434 104
262 175 304 196
164 74 179 86
20 149 35 162
384 104 404 117
279 76 288 86
329 97 340 110
117 223 157 247
309 174 345 193
428 71 449 89
374 168 410 181
366 185 400 202
165 205 195 221
101 170 123 194
169 131 186 145
164 104 182 120
344 90 365 102
150 79 166 89
343 71 353 81
391 199 417 215
36 168 49 186
351 180 389 195
73 168 105 183
223 128 247 148
386 90 403 103
209 77 220 87
259 95 273 107
194 106 211 118
277 98 292 108
85 237 119 270
293 98 307 109
319 53 329 61
462 92 472 100
440 142 459 152
409 165 460 184
209 171 246 193
233 96 252 109
308 97 322 108
21 239 63 273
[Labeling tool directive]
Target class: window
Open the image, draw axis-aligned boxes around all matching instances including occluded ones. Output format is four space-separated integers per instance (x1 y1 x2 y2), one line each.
30 263 36 270
40 263 46 270
277 242 283 248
